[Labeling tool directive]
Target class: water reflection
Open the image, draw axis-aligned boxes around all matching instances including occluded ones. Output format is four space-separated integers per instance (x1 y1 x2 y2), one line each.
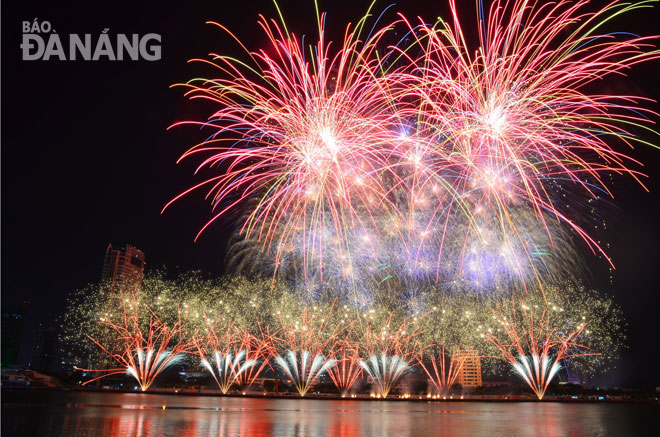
2 391 657 437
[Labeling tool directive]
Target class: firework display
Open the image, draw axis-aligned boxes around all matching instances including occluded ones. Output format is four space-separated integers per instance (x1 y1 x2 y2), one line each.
61 272 626 396
164 2 401 285
62 0 657 398
482 295 597 399
325 337 362 395
271 304 347 396
417 342 469 395
353 312 427 397
359 355 410 398
168 0 657 296
391 0 659 283
413 291 489 392
483 283 626 378
74 292 195 391
193 316 273 393
274 351 336 396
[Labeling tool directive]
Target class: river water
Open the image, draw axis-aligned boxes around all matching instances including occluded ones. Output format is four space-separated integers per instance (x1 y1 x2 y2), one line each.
2 390 658 436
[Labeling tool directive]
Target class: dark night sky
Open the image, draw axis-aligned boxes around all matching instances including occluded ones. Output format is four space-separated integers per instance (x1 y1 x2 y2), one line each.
2 0 660 387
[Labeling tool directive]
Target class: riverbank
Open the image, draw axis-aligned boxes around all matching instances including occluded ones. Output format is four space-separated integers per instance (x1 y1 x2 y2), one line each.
3 386 657 404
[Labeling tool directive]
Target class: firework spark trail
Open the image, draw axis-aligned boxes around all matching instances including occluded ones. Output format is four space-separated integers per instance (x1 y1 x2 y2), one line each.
165 4 406 283
484 295 598 399
354 312 429 398
169 0 657 293
390 0 659 283
325 338 363 395
75 293 195 391
272 303 347 396
416 341 469 395
193 315 274 393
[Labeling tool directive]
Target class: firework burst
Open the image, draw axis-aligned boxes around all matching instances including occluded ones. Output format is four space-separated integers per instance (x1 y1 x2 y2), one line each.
391 0 659 284
169 0 658 299
166 3 404 282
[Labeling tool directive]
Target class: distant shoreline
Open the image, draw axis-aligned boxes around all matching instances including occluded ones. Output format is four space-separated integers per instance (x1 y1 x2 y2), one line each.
2 387 657 404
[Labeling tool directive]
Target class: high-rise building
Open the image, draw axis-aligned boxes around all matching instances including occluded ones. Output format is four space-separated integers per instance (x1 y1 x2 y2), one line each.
456 348 482 388
100 244 145 293
95 244 145 371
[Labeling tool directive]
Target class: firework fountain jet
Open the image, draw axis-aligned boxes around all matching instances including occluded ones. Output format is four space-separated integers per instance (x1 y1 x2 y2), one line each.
274 350 336 397
75 293 195 391
272 304 346 396
200 350 256 394
193 316 274 394
359 354 410 399
355 312 428 398
484 296 597 399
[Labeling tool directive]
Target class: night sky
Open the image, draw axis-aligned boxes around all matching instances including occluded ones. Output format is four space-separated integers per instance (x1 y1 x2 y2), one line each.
2 0 660 387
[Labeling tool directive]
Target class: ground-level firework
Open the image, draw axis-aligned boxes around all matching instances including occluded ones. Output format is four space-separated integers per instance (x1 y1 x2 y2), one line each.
417 342 469 395
271 304 347 396
359 354 410 399
353 312 428 398
483 296 598 399
193 317 273 393
274 350 336 397
326 339 363 395
74 293 195 391
61 272 626 398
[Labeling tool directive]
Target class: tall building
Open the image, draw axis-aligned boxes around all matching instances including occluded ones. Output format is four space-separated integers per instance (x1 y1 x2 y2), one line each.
456 348 482 388
95 244 145 371
100 244 146 293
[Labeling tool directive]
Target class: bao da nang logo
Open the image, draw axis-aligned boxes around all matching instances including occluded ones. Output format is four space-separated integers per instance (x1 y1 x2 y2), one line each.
21 19 161 61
